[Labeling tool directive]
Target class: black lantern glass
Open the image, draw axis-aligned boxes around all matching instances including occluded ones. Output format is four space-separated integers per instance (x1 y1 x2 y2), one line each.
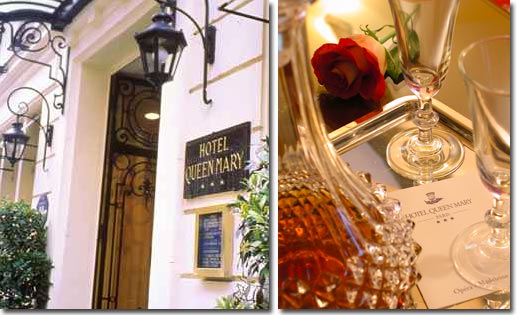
2 121 29 166
135 8 187 87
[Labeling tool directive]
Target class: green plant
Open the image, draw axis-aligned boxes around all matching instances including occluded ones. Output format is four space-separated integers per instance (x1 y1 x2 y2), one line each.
216 138 269 309
361 6 420 84
0 200 52 309
215 292 249 309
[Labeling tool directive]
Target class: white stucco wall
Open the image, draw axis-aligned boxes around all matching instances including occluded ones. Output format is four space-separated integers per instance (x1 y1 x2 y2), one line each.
0 0 155 309
148 0 269 309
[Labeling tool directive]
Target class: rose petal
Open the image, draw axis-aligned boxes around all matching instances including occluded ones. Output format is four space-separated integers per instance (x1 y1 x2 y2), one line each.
332 61 359 85
311 35 387 101
349 34 387 73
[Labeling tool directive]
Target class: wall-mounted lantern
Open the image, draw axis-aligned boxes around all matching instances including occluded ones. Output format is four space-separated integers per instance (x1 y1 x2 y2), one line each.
0 2 92 173
135 0 216 105
134 6 187 88
2 120 29 166
1 87 54 171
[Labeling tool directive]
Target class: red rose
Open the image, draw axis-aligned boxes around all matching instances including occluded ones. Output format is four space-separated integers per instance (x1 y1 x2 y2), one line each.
311 34 386 101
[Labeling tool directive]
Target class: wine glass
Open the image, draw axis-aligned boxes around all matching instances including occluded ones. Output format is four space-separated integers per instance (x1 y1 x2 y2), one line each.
386 0 465 183
451 36 510 305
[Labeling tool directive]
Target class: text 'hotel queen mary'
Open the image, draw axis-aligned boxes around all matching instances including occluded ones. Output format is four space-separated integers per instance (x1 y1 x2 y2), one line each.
184 122 251 198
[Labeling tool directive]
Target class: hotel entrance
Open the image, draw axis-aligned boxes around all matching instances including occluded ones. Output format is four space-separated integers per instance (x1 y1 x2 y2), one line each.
92 69 160 309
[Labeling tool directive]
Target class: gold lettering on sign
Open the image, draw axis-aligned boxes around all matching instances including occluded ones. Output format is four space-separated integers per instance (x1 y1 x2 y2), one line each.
185 150 246 185
222 157 230 173
199 136 230 158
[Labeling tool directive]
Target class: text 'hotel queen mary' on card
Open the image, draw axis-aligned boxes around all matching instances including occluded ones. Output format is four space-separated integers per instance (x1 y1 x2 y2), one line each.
389 173 505 309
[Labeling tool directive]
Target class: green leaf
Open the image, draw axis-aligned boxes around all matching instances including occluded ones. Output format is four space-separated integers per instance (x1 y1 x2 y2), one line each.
408 30 420 62
385 45 404 84
360 24 380 41
216 139 269 309
0 199 52 309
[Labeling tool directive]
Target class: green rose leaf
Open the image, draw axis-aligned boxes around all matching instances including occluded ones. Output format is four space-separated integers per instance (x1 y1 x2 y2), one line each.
385 45 404 84
360 24 380 42
408 30 420 61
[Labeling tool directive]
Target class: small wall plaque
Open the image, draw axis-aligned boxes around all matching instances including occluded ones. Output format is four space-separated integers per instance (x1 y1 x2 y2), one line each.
36 193 49 223
193 205 233 278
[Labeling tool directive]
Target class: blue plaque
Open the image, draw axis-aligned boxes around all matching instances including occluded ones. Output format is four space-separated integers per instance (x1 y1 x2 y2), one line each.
197 212 223 268
36 193 49 222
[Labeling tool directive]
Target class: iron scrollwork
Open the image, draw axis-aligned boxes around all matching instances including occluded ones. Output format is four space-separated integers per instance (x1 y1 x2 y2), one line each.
113 154 157 206
0 20 69 171
114 78 160 150
6 86 54 171
0 20 70 113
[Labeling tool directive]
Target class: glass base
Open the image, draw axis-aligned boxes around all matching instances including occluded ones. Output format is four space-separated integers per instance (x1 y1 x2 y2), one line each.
451 221 510 291
386 128 465 180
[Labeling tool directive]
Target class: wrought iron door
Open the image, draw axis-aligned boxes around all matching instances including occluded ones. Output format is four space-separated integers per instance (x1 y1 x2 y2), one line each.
93 74 160 309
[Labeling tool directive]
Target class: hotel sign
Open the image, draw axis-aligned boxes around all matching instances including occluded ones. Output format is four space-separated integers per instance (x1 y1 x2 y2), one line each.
184 122 251 198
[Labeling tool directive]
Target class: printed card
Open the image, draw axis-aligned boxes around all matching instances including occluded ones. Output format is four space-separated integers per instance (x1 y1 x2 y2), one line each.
389 173 506 309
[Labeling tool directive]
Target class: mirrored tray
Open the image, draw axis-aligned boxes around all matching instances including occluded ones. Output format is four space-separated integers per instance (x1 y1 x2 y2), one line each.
328 96 491 309
330 95 475 190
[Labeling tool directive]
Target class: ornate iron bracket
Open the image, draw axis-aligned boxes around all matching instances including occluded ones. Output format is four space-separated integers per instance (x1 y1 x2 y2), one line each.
5 86 55 172
0 20 70 113
219 1 269 23
157 0 216 105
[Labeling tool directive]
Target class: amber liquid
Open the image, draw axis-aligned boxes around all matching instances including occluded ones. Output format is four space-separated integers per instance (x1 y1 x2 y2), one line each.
278 167 417 309
277 10 418 308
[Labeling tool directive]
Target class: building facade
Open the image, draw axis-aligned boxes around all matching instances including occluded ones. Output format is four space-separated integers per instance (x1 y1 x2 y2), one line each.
0 0 269 309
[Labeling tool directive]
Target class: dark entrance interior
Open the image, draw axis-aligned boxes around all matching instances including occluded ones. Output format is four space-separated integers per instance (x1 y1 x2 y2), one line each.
92 67 160 309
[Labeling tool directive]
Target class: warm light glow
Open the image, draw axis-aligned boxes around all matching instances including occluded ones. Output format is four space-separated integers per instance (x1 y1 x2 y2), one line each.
144 112 160 120
320 0 362 15
314 17 338 43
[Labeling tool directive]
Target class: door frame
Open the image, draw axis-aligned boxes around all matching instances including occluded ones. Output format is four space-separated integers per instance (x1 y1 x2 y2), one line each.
92 74 159 309
47 0 158 308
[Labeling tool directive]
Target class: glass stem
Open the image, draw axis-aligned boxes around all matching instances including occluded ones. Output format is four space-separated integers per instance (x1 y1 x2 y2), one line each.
485 195 510 248
413 98 439 145
413 166 434 186
409 97 442 185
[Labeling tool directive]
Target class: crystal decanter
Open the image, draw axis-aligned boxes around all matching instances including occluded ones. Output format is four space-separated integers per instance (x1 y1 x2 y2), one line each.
278 0 421 309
